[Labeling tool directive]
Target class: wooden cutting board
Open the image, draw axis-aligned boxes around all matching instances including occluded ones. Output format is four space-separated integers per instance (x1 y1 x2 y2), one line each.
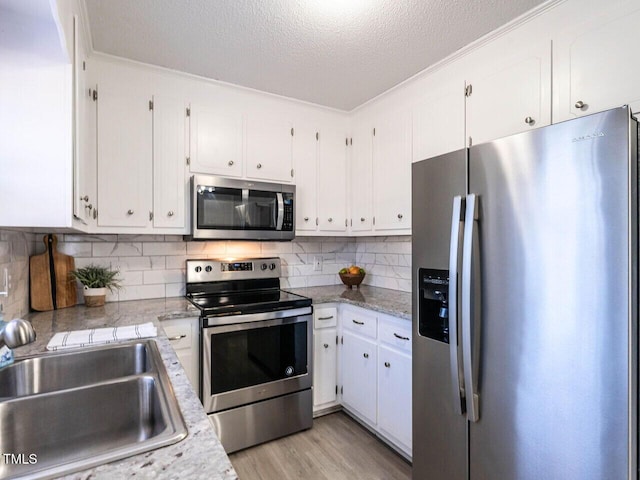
30 234 77 311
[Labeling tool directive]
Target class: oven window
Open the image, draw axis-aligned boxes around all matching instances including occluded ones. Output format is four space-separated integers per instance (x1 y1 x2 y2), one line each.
209 321 308 394
197 187 278 230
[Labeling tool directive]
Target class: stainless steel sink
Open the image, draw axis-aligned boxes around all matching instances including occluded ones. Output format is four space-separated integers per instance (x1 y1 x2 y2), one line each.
0 340 187 480
0 341 155 398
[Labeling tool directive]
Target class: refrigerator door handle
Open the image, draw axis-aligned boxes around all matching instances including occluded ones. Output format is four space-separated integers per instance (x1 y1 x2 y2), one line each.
462 193 480 422
448 195 466 415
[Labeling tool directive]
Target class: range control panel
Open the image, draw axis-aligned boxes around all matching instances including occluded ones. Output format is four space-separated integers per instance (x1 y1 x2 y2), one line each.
186 258 282 283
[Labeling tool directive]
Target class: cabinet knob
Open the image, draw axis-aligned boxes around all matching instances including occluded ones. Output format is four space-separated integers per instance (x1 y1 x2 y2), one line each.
86 204 92 210
328 217 333 222
323 343 329 349
397 213 403 219
80 195 89 202
575 100 586 110
168 211 174 217
304 217 309 221
524 116 535 125
127 209 134 215
360 217 365 222
384 361 391 368
228 160 234 166
257 163 262 169
363 353 369 359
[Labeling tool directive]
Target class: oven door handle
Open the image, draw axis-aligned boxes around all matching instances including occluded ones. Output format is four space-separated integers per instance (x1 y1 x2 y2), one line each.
202 306 313 327
276 192 284 230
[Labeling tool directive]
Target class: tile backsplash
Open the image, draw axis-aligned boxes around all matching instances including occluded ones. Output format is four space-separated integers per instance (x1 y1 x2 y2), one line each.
0 229 30 319
23 233 411 305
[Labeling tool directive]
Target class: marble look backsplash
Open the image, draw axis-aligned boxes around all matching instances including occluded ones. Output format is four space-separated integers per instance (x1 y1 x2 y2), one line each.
24 234 412 305
0 229 30 319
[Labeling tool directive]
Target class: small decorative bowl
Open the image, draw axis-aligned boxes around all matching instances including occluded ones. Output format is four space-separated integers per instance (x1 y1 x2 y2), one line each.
339 272 365 289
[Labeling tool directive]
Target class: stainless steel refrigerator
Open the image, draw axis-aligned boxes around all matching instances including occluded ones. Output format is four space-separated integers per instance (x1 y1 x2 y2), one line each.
412 106 638 480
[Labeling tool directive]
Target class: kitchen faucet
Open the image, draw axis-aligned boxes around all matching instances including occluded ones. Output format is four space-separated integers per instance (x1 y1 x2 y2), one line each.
0 318 36 349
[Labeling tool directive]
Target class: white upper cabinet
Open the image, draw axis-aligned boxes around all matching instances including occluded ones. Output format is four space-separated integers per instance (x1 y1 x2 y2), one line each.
412 79 466 162
72 14 97 227
372 110 412 232
97 87 153 228
465 39 551 146
189 104 243 177
293 123 318 232
350 121 373 232
152 95 188 229
553 2 640 122
246 113 294 182
317 126 348 232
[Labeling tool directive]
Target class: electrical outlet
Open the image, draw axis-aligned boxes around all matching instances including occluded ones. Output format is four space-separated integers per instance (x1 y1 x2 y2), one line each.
313 256 322 271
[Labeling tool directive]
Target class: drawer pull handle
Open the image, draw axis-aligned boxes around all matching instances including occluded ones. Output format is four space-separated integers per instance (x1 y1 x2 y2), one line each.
393 333 410 341
318 316 334 320
384 362 391 368
363 353 369 358
169 334 187 341
323 343 329 349
352 320 364 325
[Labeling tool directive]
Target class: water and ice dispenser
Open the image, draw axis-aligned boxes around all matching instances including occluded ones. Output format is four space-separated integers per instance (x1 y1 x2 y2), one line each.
418 268 450 343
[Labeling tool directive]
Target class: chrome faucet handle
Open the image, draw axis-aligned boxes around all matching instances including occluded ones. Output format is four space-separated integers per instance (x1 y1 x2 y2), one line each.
0 318 36 349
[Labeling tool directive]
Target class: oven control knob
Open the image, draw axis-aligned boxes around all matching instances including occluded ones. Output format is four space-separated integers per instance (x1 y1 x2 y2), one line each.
261 263 268 271
285 366 294 376
195 266 202 273
205 265 213 273
269 263 276 270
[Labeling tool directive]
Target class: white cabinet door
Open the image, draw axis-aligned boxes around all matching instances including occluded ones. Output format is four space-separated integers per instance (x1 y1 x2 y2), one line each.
246 113 293 182
189 104 243 177
350 121 373 232
162 316 200 393
97 87 152 228
72 14 96 226
466 40 551 146
317 126 347 232
153 95 188 230
293 124 318 232
412 80 466 162
553 3 640 122
313 328 337 407
378 345 412 453
372 110 411 231
341 330 377 425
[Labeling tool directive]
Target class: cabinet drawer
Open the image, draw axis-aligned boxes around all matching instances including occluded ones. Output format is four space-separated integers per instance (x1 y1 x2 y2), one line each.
163 323 192 350
314 307 337 329
342 307 377 339
378 316 412 353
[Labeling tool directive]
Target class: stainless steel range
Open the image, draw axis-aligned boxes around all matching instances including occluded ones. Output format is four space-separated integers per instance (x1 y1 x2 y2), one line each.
185 258 313 453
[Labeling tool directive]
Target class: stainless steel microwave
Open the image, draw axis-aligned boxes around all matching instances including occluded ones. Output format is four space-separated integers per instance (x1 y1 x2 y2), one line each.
187 175 295 241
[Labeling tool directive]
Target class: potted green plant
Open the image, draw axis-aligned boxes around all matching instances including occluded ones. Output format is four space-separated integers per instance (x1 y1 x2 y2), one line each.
70 265 122 307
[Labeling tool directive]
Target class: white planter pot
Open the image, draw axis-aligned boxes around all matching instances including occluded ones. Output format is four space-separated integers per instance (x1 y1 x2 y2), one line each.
83 286 107 307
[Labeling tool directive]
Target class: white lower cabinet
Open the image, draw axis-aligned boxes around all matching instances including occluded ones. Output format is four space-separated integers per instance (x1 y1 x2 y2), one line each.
313 306 339 411
161 316 200 393
377 345 412 455
333 305 412 458
341 330 378 426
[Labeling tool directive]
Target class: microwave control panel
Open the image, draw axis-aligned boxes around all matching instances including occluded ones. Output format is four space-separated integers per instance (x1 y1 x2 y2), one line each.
283 194 294 231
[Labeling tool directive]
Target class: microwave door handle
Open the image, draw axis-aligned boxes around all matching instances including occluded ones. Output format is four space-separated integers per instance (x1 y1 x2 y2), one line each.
276 192 284 230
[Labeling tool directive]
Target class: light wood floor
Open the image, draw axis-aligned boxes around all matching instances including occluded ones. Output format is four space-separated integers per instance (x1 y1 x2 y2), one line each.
229 412 412 480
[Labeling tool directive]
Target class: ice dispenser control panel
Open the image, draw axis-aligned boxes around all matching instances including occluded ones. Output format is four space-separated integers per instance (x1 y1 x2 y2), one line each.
418 268 450 343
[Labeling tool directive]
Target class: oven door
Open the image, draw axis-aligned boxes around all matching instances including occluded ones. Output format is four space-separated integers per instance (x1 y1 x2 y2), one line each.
201 308 312 413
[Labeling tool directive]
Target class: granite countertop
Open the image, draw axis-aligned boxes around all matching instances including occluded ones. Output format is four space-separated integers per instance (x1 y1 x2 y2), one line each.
285 285 412 321
10 284 409 478
16 298 237 480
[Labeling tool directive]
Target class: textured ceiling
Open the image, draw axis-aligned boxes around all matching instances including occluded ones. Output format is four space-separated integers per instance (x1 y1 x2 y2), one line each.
84 0 547 111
